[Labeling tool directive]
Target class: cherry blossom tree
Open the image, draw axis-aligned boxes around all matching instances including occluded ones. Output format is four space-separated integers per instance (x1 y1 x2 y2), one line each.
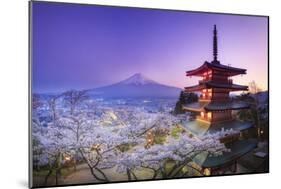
62 90 88 115
116 129 236 180
32 90 238 184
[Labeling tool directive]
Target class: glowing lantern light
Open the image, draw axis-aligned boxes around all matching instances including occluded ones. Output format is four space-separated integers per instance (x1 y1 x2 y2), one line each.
201 112 205 117
64 154 71 161
203 168 211 176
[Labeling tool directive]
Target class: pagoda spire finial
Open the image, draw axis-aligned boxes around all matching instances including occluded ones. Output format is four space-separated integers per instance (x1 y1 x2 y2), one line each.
212 25 220 64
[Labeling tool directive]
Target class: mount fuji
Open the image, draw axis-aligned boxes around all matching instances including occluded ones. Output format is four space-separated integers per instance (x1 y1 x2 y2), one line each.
88 73 182 98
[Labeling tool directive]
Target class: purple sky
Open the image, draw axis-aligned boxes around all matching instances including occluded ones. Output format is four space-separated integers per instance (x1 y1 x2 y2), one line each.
32 2 268 93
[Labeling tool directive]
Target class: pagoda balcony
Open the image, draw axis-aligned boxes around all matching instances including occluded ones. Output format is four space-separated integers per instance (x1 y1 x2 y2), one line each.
199 96 230 101
199 79 233 85
199 95 211 101
185 81 248 92
197 116 212 123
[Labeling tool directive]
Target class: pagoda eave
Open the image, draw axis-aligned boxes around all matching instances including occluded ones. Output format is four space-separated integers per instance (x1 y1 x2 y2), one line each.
184 85 206 92
194 139 258 169
205 102 250 111
183 119 254 136
182 101 208 112
186 62 247 77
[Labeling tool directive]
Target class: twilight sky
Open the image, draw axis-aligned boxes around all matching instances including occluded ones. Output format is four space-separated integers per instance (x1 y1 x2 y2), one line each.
32 2 268 93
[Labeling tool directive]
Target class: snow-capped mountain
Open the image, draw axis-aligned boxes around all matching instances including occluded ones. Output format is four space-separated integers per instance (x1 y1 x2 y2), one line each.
88 73 181 98
117 73 159 85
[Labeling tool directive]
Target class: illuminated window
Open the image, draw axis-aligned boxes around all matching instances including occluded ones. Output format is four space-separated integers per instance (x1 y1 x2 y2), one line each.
207 112 212 119
201 112 205 117
203 168 211 176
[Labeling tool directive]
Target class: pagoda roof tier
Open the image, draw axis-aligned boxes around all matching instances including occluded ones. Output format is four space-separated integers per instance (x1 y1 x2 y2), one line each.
186 62 246 77
182 119 254 137
193 139 258 168
182 101 250 112
182 101 208 112
185 81 248 92
205 101 250 111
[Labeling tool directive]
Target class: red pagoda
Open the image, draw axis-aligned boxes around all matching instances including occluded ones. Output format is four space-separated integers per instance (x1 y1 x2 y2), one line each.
183 25 257 175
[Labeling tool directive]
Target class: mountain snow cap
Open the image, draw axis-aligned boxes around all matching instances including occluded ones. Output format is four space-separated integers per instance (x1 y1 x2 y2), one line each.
119 73 158 85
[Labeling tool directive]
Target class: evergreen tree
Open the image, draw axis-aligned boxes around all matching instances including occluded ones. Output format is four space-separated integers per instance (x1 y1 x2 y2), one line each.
174 91 198 114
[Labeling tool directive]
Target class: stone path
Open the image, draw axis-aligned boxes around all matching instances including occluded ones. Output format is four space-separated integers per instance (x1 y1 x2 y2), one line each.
62 163 138 185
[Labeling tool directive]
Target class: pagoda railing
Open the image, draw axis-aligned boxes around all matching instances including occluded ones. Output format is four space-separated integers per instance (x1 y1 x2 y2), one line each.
199 95 211 101
199 95 230 101
196 116 212 123
199 79 233 85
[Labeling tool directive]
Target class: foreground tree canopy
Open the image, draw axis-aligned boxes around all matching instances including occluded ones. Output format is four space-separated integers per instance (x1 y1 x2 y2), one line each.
32 91 236 184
